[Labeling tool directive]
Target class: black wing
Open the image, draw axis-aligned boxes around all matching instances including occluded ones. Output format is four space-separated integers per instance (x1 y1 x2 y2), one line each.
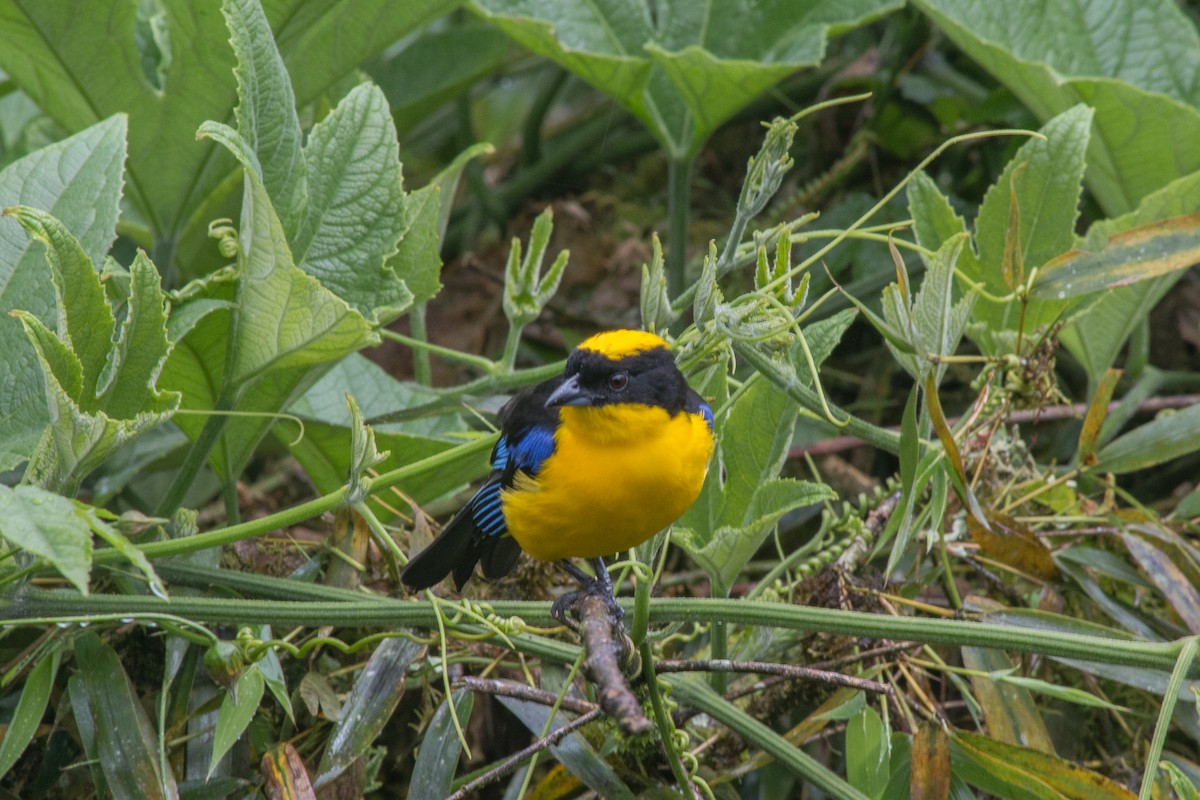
400 377 562 591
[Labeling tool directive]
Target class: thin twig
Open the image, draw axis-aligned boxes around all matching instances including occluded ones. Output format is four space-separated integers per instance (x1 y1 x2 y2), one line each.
789 394 1200 457
454 676 597 715
724 642 920 702
446 708 604 800
657 659 891 696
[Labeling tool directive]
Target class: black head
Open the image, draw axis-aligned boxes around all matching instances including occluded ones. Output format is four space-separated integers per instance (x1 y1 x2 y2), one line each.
544 330 689 414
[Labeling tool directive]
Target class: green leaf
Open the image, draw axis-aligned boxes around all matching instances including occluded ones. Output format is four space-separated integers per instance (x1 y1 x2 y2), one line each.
960 647 1054 755
0 0 460 278
791 308 857 388
0 116 125 469
989 672 1128 712
162 160 376 480
907 171 967 256
391 142 494 307
1121 533 1200 635
847 704 890 798
6 208 179 492
317 637 424 785
963 105 1092 348
1058 171 1200 380
1094 402 1200 475
229 168 375 387
1032 213 1200 300
472 0 902 158
69 632 179 800
1161 761 1200 800
953 729 1136 800
283 354 473 505
294 83 411 320
0 484 92 592
409 690 474 798
719 378 800 530
4 206 114 404
224 0 306 234
496 696 635 800
209 663 266 777
885 234 975 381
102 252 177 418
914 0 1200 217
0 646 60 779
369 24 510 133
251 625 295 724
85 508 167 599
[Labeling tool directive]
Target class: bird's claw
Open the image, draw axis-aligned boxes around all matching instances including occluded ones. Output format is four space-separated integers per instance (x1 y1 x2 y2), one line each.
550 578 625 631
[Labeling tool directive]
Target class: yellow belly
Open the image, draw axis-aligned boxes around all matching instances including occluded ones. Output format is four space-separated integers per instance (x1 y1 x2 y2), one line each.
501 404 713 561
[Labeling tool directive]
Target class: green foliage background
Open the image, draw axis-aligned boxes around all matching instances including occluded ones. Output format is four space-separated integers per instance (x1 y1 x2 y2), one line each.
1 1 1200 798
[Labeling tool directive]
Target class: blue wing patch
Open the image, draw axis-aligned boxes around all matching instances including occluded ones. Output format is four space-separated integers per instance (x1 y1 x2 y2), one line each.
698 402 714 431
472 480 507 537
473 425 556 538
512 426 555 473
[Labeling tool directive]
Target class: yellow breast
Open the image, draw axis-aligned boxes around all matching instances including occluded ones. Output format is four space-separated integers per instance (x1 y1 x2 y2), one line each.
501 404 714 561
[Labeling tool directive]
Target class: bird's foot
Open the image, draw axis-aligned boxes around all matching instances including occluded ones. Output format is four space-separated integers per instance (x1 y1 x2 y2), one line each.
550 577 625 630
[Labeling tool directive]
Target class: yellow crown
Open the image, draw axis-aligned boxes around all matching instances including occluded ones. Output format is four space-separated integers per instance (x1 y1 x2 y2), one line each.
577 329 669 360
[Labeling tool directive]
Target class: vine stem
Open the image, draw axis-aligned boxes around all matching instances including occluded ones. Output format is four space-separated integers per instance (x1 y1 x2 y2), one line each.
155 394 234 517
7 593 1193 677
103 435 496 563
1138 636 1198 800
666 155 695 297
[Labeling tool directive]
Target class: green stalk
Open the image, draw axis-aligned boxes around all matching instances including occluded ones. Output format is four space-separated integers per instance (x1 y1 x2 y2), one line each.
666 156 695 297
709 620 728 694
155 399 232 516
105 436 496 563
668 675 868 799
735 342 902 453
642 641 697 799
8 592 1191 677
408 303 433 386
630 568 651 649
1138 636 1198 800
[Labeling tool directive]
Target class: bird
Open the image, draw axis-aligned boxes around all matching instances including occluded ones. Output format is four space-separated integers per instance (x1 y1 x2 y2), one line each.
400 329 714 620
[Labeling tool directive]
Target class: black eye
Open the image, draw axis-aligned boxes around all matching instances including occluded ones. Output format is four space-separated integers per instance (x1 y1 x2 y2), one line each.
608 371 629 391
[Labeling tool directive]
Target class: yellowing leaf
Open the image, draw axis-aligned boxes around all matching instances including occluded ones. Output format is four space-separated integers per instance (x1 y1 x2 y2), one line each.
969 511 1059 582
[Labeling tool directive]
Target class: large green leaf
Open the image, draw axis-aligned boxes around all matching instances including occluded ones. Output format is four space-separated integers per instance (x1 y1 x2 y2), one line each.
7 209 178 493
0 484 92 593
69 633 179 800
284 355 474 504
967 105 1091 339
914 0 1200 217
225 0 306 234
1058 171 1200 380
1094 402 1200 475
160 166 376 480
317 638 424 786
219 0 413 321
676 376 832 595
471 0 901 158
209 664 266 777
0 116 125 470
293 83 411 319
409 690 474 799
0 0 459 278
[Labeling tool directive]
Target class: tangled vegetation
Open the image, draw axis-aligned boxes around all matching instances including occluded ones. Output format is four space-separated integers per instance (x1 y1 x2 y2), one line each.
2 1 1200 798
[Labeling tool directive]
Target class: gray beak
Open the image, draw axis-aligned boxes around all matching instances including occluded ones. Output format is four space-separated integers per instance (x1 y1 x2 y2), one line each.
545 374 591 408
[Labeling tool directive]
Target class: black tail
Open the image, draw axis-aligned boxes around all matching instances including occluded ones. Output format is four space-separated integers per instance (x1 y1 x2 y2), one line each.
400 493 523 591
